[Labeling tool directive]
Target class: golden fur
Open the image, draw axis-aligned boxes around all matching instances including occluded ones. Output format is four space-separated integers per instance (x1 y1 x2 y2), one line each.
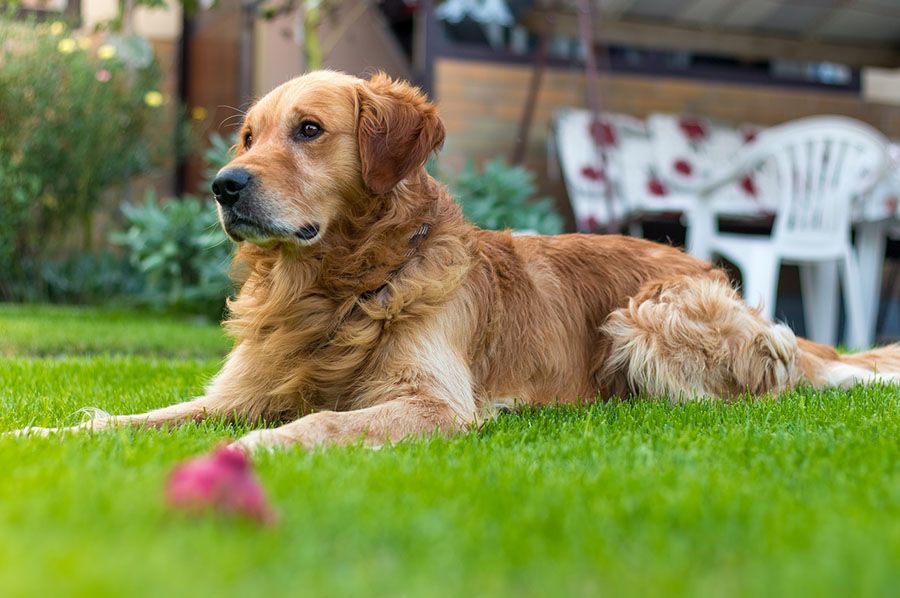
12 71 900 449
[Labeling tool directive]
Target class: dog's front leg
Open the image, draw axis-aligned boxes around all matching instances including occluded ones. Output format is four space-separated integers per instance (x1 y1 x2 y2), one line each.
9 344 266 437
232 393 474 452
9 395 225 437
233 334 477 451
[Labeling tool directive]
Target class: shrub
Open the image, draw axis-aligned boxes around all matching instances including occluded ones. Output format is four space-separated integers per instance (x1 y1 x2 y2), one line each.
108 131 235 319
40 251 145 306
0 18 167 298
0 166 40 299
452 159 564 235
111 190 233 318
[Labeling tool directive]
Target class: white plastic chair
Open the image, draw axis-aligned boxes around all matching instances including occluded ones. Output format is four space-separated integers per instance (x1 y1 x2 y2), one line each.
673 116 890 349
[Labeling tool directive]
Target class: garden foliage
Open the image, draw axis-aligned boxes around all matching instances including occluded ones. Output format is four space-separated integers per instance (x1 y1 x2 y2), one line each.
452 158 564 235
111 190 232 318
0 18 166 299
107 131 235 318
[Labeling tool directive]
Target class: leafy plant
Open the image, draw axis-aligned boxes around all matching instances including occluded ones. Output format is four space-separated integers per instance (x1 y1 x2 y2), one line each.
0 17 168 298
452 159 564 235
40 251 145 306
111 191 233 318
108 129 235 318
0 165 40 299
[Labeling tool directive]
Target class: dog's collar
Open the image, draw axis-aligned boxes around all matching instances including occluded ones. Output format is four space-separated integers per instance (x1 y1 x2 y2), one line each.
407 223 430 257
313 222 432 350
359 222 431 304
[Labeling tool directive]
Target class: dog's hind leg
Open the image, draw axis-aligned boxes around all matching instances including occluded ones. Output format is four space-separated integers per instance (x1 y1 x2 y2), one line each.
600 273 799 401
798 338 900 388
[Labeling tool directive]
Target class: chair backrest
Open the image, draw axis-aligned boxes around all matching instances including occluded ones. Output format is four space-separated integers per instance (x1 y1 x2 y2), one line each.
550 108 645 231
859 140 900 223
742 116 889 248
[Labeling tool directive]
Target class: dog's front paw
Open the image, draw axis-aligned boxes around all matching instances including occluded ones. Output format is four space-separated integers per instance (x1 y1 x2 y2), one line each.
229 430 284 454
5 426 66 438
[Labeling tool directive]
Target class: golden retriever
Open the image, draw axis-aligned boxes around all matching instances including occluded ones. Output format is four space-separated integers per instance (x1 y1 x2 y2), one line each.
13 71 900 450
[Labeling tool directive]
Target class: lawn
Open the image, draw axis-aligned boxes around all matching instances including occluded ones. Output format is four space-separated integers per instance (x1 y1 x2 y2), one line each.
0 304 898 597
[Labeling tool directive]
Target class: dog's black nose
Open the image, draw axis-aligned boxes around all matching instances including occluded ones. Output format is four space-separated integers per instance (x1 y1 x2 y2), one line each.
212 168 252 208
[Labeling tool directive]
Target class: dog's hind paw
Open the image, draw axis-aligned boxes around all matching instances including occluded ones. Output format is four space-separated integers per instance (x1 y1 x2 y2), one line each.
740 323 799 395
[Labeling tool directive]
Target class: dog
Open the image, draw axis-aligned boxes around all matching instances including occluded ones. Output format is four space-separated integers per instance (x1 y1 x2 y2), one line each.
12 70 900 450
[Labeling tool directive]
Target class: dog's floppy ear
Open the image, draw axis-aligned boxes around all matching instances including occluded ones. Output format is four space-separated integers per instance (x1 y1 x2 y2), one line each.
357 72 445 195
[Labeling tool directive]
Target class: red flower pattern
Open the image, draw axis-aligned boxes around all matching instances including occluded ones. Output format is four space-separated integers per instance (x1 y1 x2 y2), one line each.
679 118 707 141
886 197 899 214
674 159 693 176
589 119 617 147
743 129 758 144
740 174 757 196
647 176 667 196
580 165 606 182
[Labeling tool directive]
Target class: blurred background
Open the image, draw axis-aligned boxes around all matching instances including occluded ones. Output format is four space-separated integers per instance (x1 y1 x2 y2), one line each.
2 0 899 344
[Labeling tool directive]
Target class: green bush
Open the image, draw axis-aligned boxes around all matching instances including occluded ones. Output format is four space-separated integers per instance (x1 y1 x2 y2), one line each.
452 158 564 235
0 18 167 299
103 130 237 318
40 251 145 306
111 191 233 318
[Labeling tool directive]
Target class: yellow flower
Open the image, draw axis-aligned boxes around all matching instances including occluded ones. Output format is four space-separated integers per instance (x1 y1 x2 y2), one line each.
49 21 65 36
57 38 76 54
144 91 164 108
191 106 208 121
78 37 92 50
97 44 116 60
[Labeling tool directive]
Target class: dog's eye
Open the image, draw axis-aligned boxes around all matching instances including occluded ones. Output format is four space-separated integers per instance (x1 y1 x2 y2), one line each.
294 121 322 141
243 131 253 149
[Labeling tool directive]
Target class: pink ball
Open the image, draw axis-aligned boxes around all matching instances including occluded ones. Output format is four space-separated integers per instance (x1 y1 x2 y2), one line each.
165 445 277 525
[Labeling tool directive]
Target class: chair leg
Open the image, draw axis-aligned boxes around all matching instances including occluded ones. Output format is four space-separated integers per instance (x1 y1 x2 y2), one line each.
685 201 716 262
628 220 643 238
840 251 870 350
799 262 839 345
853 221 887 345
740 256 780 321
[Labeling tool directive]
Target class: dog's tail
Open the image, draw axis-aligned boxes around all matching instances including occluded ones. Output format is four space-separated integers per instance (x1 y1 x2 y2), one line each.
798 338 900 388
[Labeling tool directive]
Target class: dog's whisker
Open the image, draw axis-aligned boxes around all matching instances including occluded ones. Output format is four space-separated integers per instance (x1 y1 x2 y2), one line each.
218 115 246 129
217 104 249 116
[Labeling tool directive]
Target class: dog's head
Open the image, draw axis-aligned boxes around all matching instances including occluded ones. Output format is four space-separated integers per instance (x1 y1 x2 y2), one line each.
211 70 445 247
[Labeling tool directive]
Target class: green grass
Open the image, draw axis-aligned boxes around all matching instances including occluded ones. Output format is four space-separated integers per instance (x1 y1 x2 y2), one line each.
0 304 230 358
0 304 898 597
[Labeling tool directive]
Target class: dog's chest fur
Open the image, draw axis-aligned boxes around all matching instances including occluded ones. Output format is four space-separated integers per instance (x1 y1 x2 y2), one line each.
213 228 472 419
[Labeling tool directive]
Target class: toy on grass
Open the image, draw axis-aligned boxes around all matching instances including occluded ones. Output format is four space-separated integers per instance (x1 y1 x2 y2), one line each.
165 445 277 525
